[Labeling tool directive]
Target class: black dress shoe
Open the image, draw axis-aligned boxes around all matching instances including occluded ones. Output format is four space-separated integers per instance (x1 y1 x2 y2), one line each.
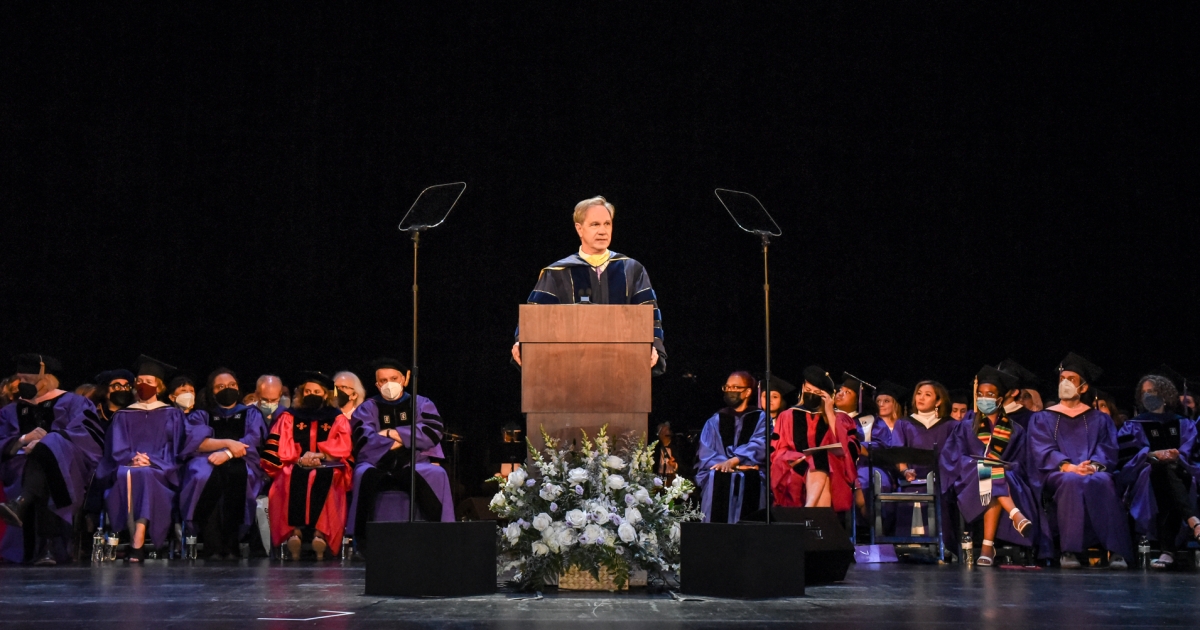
0 496 28 528
32 546 56 566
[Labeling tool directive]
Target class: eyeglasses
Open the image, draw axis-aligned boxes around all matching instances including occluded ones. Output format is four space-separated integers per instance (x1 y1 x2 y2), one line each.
721 386 749 393
109 383 132 392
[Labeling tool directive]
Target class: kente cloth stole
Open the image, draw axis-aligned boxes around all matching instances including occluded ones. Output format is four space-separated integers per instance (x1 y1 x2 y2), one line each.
975 410 1013 506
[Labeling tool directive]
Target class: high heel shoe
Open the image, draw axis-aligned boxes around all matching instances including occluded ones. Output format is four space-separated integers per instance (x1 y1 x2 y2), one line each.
311 536 327 561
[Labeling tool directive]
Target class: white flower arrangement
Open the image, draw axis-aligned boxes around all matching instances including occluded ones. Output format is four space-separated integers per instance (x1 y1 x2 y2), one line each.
490 426 700 590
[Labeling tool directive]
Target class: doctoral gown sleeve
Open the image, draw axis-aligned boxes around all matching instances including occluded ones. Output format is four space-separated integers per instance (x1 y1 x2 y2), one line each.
261 411 299 478
56 393 104 465
318 414 353 465
696 414 726 471
240 406 267 471
1091 411 1118 470
731 411 767 467
1027 411 1074 473
181 410 212 458
629 262 667 375
351 399 394 467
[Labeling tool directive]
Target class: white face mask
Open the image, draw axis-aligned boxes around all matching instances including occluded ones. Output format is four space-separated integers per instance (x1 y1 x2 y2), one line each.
258 400 278 414
380 381 405 401
174 392 195 411
1058 379 1080 400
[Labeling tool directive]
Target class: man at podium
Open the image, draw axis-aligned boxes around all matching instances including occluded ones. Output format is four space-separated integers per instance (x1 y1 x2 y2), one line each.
511 195 666 375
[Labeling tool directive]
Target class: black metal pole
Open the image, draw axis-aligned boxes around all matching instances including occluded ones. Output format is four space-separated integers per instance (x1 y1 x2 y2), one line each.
761 234 772 526
410 230 421 522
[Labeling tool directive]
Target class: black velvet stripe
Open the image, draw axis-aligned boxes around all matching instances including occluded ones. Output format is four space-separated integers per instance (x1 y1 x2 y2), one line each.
29 443 72 509
606 259 628 302
569 265 592 302
632 287 656 303
1117 445 1142 467
82 415 106 447
354 466 384 544
287 469 310 526
307 467 335 524
738 471 762 520
420 412 442 421
737 412 759 446
717 413 736 453
414 470 444 521
710 471 732 523
261 434 282 467
421 426 443 446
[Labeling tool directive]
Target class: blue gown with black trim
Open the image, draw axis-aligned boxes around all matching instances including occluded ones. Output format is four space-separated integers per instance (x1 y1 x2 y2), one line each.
522 251 667 374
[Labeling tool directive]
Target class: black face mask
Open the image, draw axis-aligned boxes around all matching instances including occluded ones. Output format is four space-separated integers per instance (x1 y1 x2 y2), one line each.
301 394 326 410
799 392 823 412
723 391 744 408
109 390 134 408
336 390 350 407
16 382 38 400
214 387 241 407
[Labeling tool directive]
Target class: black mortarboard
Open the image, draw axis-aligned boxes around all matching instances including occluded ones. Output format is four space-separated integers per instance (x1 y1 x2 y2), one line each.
95 369 135 386
841 373 876 394
1153 364 1188 392
996 359 1038 390
949 388 970 405
135 355 177 381
763 375 796 397
295 371 335 390
369 357 410 373
803 365 835 395
14 353 62 375
876 380 909 402
1059 352 1102 384
976 365 1019 393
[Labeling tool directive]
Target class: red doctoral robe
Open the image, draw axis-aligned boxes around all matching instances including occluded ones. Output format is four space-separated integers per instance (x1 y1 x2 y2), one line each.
770 408 859 511
262 407 352 554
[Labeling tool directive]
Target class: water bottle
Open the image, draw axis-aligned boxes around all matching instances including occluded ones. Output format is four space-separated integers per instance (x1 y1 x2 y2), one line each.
105 534 120 562
92 529 105 563
185 535 198 560
341 537 353 561
961 531 974 567
1137 535 1151 569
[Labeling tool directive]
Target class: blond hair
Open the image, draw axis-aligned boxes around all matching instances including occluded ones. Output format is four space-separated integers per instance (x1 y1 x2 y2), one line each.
573 196 616 224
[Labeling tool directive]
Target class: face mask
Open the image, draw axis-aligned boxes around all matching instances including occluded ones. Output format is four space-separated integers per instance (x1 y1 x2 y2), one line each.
258 400 278 415
301 394 325 410
174 392 195 411
976 397 999 415
1058 379 1079 400
380 382 405 401
280 396 291 409
214 387 241 407
799 392 823 412
109 390 134 408
336 390 350 407
135 382 159 401
1142 393 1165 413
723 391 744 408
16 382 38 400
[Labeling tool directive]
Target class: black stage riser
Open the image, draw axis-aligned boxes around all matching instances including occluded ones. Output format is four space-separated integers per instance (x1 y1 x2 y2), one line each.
680 522 806 598
365 521 496 597
743 507 854 585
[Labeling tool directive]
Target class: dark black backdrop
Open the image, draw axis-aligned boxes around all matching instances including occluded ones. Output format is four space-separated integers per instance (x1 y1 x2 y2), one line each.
3 4 1197 493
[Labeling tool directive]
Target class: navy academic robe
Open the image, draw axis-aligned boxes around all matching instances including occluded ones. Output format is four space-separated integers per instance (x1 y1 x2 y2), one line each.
695 408 767 523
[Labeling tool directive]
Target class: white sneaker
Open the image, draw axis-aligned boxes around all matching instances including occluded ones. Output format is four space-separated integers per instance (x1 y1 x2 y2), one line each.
1109 554 1128 570
1060 552 1082 569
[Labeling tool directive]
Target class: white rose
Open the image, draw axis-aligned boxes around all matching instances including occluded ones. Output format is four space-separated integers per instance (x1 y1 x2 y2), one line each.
557 527 578 548
489 492 507 510
618 522 637 543
532 541 550 556
635 488 651 505
588 505 609 525
582 524 604 546
505 522 521 544
624 507 642 525
567 468 589 484
606 475 626 491
507 468 527 489
532 513 552 531
603 530 616 547
566 509 588 529
604 455 626 469
670 522 681 542
539 483 561 501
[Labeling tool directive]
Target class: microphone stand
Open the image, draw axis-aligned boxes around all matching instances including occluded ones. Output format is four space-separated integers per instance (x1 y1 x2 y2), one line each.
410 230 422 522
760 233 773 525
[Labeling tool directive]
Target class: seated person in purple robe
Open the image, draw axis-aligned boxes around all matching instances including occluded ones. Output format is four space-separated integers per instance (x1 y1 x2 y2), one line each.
855 380 906 519
949 390 970 422
348 358 454 555
167 375 198 416
893 380 957 544
0 354 105 565
511 195 665 375
997 359 1039 429
695 371 767 523
1116 374 1200 569
179 369 267 560
940 366 1038 566
95 356 188 562
81 369 136 539
1027 352 1131 569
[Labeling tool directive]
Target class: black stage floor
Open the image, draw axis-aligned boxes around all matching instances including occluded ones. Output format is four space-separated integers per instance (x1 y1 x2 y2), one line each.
1 560 1197 629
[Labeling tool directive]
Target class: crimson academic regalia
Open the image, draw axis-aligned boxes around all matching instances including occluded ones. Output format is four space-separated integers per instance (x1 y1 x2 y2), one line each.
770 407 859 511
261 406 352 555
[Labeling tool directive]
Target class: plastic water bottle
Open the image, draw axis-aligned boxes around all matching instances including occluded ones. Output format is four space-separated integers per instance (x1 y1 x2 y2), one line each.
105 534 120 562
341 537 353 561
185 535 198 560
1137 536 1151 569
961 531 974 567
92 529 105 563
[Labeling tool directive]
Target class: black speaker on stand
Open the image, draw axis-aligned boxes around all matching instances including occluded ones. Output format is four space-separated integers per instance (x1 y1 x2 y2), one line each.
744 507 854 585
365 521 496 597
680 522 807 598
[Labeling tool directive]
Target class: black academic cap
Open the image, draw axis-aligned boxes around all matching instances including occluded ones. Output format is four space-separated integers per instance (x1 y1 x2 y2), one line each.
369 357 409 373
295 370 335 390
95 369 135 386
997 359 1038 390
1153 364 1188 391
841 373 876 394
802 365 835 395
13 353 62 375
949 388 970 405
876 380 909 402
134 355 177 381
977 365 1019 393
1059 352 1102 384
763 375 796 397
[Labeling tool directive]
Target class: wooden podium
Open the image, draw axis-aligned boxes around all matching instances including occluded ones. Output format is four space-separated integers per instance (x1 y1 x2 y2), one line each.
519 304 653 450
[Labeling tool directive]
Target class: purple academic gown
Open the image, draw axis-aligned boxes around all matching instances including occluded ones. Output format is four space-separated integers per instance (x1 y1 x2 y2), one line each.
97 403 188 548
348 394 455 530
695 409 767 523
178 404 267 533
894 415 958 548
940 411 1041 548
1026 408 1132 560
1115 413 1197 541
856 415 901 493
0 392 103 563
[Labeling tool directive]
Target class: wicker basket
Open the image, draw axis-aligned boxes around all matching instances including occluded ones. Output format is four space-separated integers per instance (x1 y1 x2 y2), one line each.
558 565 627 591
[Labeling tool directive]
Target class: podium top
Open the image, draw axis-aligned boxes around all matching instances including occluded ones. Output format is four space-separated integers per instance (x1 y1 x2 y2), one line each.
519 304 654 344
